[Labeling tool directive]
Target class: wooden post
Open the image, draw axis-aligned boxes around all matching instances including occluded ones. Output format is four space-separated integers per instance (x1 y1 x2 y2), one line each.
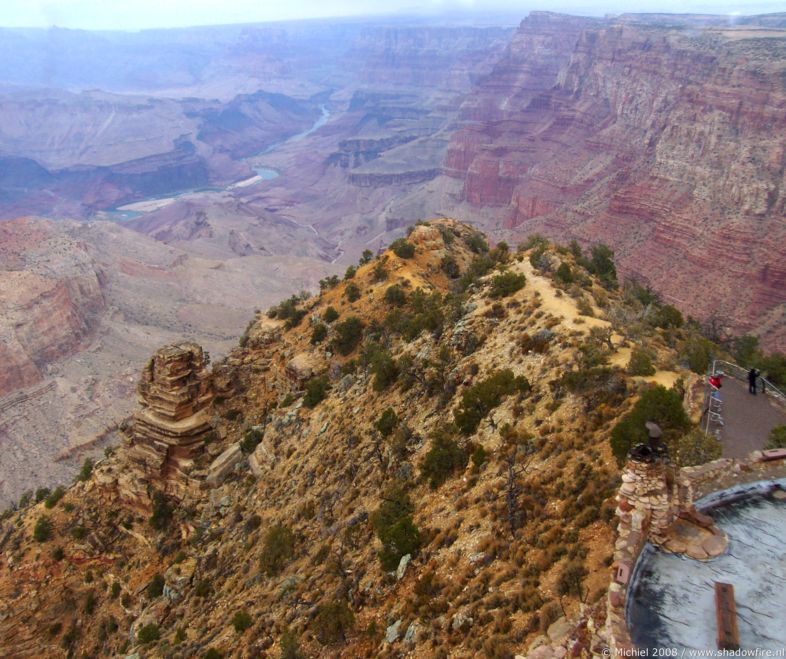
715 582 739 651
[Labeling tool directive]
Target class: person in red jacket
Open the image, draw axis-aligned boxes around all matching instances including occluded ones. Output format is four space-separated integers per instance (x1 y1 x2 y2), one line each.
709 373 723 389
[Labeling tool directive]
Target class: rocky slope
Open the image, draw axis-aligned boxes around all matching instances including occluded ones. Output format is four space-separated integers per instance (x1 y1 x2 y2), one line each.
0 221 701 658
437 12 786 350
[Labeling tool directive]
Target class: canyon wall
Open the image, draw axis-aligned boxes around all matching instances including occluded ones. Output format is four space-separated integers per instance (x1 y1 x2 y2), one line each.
0 219 105 397
442 13 786 349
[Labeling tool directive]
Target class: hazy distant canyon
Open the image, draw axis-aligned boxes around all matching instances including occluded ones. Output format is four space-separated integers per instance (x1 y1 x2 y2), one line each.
1 12 786 505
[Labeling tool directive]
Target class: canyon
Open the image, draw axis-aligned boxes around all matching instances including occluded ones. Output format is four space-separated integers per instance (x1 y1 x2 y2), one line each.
0 19 514 506
437 11 786 348
1 11 786 509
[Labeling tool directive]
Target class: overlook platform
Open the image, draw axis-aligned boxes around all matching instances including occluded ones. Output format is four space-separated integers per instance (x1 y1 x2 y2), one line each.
708 376 786 458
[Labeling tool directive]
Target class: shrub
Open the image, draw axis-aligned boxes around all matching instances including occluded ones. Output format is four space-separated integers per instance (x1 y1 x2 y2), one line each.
314 598 355 644
137 623 160 644
360 249 374 265
344 265 357 280
471 445 488 472
456 255 495 293
245 514 262 534
269 295 304 322
147 573 165 599
52 546 65 561
454 370 530 435
465 232 489 254
680 335 716 374
323 306 339 323
204 650 222 659
609 385 691 464
240 428 263 454
34 515 53 542
652 304 684 329
372 260 388 282
370 349 398 391
554 262 574 285
558 560 587 596
332 317 364 355
371 485 422 571
587 244 618 289
766 425 786 450
576 296 594 317
150 491 173 531
344 282 361 302
111 582 121 599
35 487 51 503
284 309 307 329
259 524 295 576
280 627 302 658
627 347 656 376
529 245 549 271
303 376 330 408
310 323 328 345
77 458 94 482
84 590 96 614
71 525 87 540
390 238 415 259
319 275 340 291
673 428 722 467
441 255 460 278
384 285 407 307
194 581 212 598
384 289 445 341
489 271 526 298
522 233 549 250
44 485 66 509
374 408 399 438
759 352 786 387
231 610 253 633
559 366 628 412
521 330 553 354
421 427 468 489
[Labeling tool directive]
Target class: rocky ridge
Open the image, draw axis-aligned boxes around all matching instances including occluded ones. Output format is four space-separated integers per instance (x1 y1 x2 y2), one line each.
0 220 711 658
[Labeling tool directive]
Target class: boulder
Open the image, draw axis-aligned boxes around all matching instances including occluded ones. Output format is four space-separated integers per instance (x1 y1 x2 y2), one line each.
385 619 402 643
206 443 243 487
396 554 411 581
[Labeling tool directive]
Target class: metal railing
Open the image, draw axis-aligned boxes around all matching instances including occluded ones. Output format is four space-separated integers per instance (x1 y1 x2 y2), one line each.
711 359 786 409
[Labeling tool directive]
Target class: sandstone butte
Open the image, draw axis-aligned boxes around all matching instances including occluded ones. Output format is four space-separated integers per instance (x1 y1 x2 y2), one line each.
441 11 786 350
1 219 736 658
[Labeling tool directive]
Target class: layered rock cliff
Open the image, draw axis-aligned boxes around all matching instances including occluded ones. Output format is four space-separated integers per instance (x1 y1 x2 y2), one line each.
124 343 214 504
442 13 786 349
0 218 105 397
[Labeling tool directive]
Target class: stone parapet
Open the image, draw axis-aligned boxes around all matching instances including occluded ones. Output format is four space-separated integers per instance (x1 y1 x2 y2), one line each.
604 449 786 652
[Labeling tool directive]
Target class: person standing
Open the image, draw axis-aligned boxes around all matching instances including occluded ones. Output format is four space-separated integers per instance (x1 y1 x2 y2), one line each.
748 368 759 395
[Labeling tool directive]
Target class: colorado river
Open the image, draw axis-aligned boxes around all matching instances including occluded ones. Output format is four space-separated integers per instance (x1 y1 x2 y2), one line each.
101 104 330 221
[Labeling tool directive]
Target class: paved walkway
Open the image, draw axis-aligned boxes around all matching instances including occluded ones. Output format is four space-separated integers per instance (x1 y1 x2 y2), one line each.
713 378 786 458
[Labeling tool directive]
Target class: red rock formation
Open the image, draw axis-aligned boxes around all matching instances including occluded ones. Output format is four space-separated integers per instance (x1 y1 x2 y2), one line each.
0 218 105 397
443 14 786 349
123 343 214 503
